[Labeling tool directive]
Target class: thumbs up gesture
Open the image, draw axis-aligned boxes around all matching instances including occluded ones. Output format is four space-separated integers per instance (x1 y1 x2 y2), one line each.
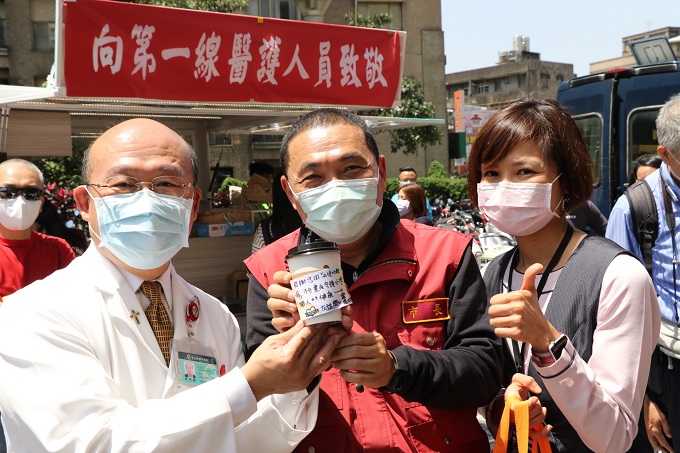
488 263 560 353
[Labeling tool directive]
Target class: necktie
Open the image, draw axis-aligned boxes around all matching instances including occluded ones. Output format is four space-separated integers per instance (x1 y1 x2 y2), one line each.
140 281 173 365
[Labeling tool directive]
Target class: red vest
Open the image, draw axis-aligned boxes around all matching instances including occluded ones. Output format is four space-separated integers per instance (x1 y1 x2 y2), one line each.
246 221 489 452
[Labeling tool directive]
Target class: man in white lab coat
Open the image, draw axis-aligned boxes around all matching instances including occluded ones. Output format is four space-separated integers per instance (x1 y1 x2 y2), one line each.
0 118 339 452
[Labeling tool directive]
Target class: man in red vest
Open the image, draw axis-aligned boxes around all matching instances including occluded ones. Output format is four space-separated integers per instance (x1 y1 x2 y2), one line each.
246 108 503 452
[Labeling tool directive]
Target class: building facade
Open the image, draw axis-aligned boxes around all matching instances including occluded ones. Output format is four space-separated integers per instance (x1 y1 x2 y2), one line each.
0 0 54 87
445 36 574 111
590 26 680 73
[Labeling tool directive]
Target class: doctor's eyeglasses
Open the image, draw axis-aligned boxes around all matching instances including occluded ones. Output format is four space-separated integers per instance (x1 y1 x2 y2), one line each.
86 175 194 198
0 186 44 201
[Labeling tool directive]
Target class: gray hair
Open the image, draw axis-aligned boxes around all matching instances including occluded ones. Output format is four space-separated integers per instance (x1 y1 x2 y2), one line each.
656 93 680 157
0 159 44 186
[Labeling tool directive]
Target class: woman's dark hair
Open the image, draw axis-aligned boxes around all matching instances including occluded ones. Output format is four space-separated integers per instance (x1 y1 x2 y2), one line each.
399 183 427 219
467 97 593 213
35 200 89 255
261 171 303 244
628 154 662 186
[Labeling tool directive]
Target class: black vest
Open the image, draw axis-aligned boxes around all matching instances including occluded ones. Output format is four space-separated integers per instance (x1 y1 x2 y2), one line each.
484 235 628 453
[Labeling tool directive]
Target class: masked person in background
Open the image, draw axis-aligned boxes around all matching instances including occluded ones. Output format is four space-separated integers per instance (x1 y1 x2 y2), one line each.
0 158 75 453
0 119 340 452
396 183 433 226
0 158 75 299
390 166 433 220
470 98 659 452
246 108 502 452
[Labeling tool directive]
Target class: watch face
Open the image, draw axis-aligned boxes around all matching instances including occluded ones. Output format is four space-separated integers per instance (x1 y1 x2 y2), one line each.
550 335 568 360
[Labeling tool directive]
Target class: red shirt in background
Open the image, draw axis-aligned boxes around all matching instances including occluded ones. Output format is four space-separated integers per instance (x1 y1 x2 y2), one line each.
0 231 75 298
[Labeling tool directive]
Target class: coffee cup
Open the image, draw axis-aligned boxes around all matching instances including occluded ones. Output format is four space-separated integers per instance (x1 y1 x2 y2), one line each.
285 241 351 325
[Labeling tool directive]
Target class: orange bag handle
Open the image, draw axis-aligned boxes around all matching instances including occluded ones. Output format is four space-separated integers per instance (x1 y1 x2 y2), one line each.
492 395 552 453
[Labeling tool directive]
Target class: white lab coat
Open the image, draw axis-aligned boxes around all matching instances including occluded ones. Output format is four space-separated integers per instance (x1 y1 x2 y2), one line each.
0 245 318 452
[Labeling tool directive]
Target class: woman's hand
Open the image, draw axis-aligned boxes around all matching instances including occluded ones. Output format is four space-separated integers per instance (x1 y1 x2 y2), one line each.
506 373 551 439
488 263 560 352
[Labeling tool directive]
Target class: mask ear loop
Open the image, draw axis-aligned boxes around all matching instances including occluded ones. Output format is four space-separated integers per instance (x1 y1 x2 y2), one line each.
550 173 566 217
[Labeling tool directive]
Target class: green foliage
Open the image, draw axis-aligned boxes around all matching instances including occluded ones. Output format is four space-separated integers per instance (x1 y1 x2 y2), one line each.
219 176 247 190
345 12 392 29
427 160 446 178
129 0 248 13
385 178 400 197
33 147 89 233
385 176 469 203
362 77 442 155
35 147 86 189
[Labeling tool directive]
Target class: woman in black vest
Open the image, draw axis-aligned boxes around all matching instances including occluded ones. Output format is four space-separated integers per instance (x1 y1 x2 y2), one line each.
468 98 660 452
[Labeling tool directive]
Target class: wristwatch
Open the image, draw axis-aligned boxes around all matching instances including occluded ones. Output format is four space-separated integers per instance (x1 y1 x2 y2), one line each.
549 334 568 361
379 352 406 393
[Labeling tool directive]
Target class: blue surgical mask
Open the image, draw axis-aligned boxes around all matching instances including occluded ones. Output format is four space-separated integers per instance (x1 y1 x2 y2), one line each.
88 188 193 269
290 177 381 244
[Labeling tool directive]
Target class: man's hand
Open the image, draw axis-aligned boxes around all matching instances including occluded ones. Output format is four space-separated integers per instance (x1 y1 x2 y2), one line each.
644 395 673 453
330 332 395 389
267 271 299 332
488 263 560 352
241 320 340 401
267 270 353 333
505 373 551 439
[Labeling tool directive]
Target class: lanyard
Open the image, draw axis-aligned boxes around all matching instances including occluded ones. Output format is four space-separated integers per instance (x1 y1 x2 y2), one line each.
506 225 574 374
659 173 679 324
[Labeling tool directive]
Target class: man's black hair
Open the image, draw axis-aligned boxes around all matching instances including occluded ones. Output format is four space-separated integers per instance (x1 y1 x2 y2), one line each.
279 108 379 174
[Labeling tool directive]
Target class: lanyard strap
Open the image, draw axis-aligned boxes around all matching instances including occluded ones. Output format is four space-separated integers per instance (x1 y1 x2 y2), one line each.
506 225 574 374
493 395 553 453
660 173 679 324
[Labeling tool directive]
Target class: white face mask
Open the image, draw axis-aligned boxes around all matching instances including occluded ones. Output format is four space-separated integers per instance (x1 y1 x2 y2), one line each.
290 177 381 244
477 175 562 237
0 197 42 231
396 199 410 217
88 188 193 270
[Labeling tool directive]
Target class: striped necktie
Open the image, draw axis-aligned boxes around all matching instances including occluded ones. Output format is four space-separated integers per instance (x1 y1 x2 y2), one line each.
140 280 173 365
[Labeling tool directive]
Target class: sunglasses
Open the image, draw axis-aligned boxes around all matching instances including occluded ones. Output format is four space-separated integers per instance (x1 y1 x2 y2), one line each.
0 186 44 201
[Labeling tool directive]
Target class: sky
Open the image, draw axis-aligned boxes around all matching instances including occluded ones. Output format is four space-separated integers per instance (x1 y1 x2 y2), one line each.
441 0 680 77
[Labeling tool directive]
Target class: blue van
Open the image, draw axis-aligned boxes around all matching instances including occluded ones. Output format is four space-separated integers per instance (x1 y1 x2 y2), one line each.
557 61 680 216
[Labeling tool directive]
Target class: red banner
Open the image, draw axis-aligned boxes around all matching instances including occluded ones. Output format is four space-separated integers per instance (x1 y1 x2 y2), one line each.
62 0 404 108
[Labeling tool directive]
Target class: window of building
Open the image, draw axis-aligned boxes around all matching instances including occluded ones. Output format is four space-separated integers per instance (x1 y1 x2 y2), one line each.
33 22 55 52
252 134 282 149
573 114 603 184
357 2 403 30
209 132 232 145
540 73 550 90
556 74 564 84
476 84 489 94
0 2 6 49
517 74 527 88
250 0 299 19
